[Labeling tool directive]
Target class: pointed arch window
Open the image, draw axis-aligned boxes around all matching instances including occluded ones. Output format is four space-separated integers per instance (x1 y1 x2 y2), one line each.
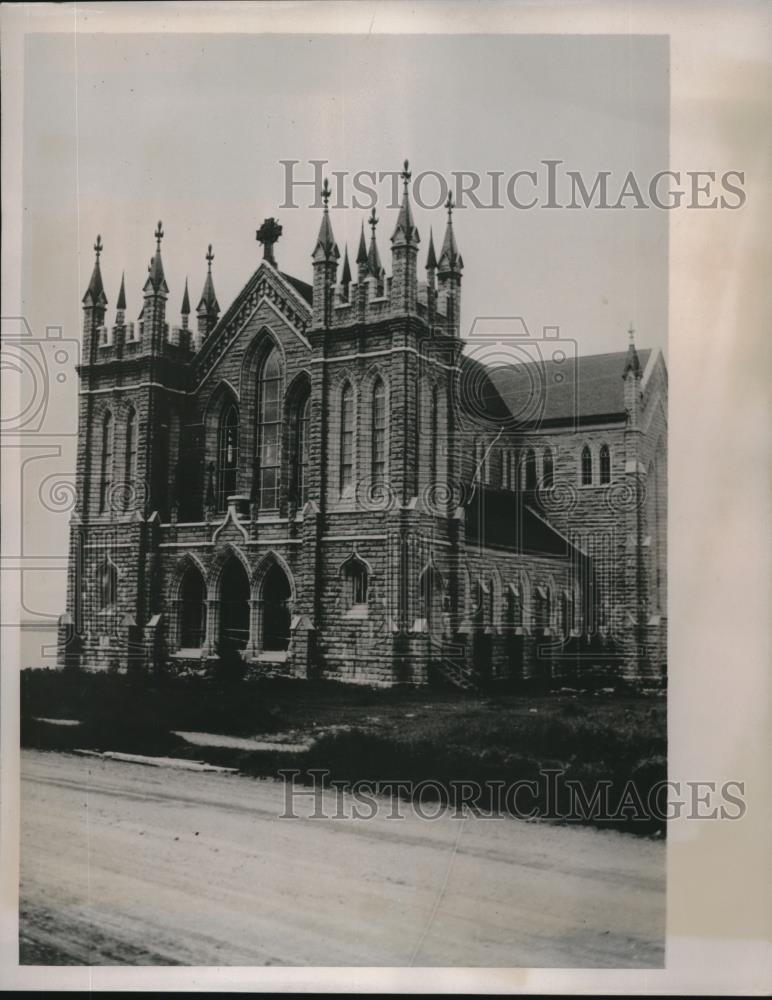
507 584 523 628
217 403 239 512
420 566 445 632
599 443 611 484
372 377 387 485
524 448 537 492
179 566 206 649
99 411 114 512
536 584 552 633
256 346 282 509
155 420 170 518
581 445 593 486
542 447 554 489
429 384 440 488
342 555 368 608
561 589 575 638
98 560 117 610
339 381 354 493
124 409 138 506
293 394 310 507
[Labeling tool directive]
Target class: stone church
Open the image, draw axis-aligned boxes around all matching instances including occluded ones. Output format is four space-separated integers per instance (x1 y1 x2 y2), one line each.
59 163 667 688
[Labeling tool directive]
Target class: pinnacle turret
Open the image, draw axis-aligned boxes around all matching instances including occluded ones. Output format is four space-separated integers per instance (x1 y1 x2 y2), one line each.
367 207 384 282
356 222 369 270
340 246 351 286
426 229 437 272
143 221 169 295
82 235 107 307
116 271 126 312
311 179 340 263
197 245 219 315
438 194 463 274
436 194 463 336
623 322 642 378
311 179 341 327
391 160 420 246
180 277 191 333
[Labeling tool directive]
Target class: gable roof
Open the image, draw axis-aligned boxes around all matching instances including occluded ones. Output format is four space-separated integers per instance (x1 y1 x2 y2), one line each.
485 348 652 427
192 262 312 385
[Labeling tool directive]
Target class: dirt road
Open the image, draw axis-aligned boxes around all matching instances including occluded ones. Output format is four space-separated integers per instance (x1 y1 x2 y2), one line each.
19 750 664 967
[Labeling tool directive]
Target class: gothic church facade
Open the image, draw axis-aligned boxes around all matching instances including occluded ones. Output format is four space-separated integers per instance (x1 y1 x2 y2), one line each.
59 164 667 688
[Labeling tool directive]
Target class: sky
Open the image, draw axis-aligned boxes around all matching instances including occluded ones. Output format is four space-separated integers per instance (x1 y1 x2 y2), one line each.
19 30 668 621
23 32 668 351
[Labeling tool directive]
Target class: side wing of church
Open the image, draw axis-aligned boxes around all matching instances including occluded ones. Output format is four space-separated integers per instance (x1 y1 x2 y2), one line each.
59 165 667 688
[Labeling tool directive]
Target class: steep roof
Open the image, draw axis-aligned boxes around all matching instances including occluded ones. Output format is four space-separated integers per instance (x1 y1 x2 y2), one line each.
280 271 313 306
465 487 588 558
485 348 652 426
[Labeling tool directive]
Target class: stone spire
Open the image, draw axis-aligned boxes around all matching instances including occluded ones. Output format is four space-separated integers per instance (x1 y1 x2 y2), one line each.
180 278 191 330
312 178 340 327
623 321 642 378
197 245 219 314
116 271 126 313
367 207 384 283
356 221 369 275
82 235 107 363
82 234 107 307
141 221 170 352
437 194 463 336
340 245 351 302
143 220 169 296
623 322 643 436
391 159 420 246
390 159 420 313
438 193 463 274
311 179 340 262
114 270 127 348
196 245 220 343
426 228 437 273
425 228 438 325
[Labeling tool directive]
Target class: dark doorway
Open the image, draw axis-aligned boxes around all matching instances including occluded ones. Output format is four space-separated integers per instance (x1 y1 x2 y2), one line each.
262 563 291 651
219 557 250 651
471 582 492 681
179 567 206 648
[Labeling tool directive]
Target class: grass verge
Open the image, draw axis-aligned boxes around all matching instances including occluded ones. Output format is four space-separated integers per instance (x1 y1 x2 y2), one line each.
21 668 667 836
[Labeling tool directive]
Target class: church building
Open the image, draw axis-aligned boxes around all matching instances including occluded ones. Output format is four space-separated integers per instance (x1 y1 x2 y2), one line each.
59 163 667 688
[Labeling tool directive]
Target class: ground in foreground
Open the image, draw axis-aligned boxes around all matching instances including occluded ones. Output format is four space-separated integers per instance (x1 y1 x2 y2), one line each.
20 749 665 967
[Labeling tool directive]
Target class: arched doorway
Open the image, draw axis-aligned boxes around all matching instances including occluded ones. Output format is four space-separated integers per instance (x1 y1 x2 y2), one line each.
262 562 291 651
219 557 250 651
179 567 206 649
471 579 493 681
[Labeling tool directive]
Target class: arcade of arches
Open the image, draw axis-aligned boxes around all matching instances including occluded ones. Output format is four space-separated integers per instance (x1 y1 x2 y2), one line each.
176 555 293 656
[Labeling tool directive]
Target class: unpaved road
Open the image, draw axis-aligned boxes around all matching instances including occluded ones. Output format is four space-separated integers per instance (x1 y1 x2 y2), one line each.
20 749 664 967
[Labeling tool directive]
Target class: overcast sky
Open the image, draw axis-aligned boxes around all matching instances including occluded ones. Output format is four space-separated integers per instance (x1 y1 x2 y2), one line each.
24 32 667 350
20 31 667 621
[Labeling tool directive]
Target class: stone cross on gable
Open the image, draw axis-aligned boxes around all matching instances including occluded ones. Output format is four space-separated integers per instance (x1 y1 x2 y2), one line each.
256 217 283 266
